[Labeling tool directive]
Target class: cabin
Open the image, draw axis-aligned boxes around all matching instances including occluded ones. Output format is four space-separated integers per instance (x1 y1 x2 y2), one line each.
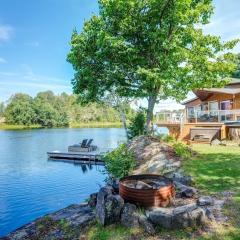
156 78 240 142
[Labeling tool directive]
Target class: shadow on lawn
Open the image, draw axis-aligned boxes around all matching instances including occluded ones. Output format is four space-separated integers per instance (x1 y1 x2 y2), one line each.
184 152 240 194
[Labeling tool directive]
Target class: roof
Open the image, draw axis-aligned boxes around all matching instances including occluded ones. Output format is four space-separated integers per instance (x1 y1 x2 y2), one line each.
229 78 240 85
181 97 199 105
182 78 240 105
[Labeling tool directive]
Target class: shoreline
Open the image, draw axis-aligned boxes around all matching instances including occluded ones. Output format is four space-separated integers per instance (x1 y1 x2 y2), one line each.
0 122 123 130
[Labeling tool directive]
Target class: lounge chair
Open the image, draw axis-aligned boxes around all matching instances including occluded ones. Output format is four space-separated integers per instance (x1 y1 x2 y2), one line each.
80 139 88 148
68 139 97 152
82 139 97 152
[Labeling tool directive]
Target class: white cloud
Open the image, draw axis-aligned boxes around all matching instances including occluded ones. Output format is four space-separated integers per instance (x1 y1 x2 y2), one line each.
0 57 7 64
0 24 13 42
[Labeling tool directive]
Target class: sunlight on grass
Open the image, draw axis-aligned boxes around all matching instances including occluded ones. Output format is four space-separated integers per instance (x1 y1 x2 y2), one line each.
183 145 240 240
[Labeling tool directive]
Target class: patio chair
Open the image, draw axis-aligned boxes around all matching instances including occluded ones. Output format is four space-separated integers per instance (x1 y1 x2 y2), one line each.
80 139 88 148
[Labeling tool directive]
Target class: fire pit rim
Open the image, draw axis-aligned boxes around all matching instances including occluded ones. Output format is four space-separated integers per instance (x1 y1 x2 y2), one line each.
119 174 174 191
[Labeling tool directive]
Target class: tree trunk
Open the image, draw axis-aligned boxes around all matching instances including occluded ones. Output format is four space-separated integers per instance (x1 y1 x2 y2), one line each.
118 106 128 139
146 95 157 134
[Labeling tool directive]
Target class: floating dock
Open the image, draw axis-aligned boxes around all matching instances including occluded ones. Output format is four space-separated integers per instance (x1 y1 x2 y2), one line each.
47 148 112 164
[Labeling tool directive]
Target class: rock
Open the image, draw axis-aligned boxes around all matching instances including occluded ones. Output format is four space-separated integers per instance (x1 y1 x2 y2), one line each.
112 178 120 193
174 181 198 198
88 193 98 208
135 181 153 189
96 186 124 226
150 181 167 189
205 207 215 221
147 203 206 229
211 139 221 146
197 196 214 206
120 203 139 228
147 208 173 229
138 215 155 235
5 203 96 240
172 172 192 186
127 135 181 175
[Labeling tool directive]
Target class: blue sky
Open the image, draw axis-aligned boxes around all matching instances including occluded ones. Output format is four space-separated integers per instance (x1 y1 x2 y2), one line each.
0 0 239 110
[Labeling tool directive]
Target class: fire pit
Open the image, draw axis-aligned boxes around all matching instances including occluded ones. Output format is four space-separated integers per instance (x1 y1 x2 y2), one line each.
119 174 175 207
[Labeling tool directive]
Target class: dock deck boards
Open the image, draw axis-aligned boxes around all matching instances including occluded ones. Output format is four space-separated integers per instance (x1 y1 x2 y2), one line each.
47 148 112 163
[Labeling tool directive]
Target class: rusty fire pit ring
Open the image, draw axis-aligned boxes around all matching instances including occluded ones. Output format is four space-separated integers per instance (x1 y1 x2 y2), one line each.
119 174 175 208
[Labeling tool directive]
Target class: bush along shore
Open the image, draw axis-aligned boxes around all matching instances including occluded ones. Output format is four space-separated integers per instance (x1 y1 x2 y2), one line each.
4 136 238 240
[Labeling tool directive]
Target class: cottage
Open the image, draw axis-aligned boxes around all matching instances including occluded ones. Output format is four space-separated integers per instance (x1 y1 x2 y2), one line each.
156 78 240 142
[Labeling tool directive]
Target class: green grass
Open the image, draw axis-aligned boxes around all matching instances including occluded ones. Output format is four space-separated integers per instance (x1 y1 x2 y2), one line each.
85 223 140 240
0 122 123 130
183 144 240 240
0 124 41 130
183 145 240 194
69 121 123 128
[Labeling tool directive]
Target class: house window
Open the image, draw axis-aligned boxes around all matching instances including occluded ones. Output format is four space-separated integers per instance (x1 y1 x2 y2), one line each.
209 101 218 111
201 103 208 111
220 100 234 122
220 100 233 110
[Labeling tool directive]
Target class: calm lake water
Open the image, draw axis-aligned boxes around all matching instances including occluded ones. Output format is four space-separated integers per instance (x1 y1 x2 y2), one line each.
0 128 126 237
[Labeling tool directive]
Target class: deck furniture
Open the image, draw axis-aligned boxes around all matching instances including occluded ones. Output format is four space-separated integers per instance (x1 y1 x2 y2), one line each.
68 139 97 152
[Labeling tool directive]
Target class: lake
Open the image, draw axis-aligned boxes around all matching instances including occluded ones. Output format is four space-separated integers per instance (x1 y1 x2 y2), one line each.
0 128 126 237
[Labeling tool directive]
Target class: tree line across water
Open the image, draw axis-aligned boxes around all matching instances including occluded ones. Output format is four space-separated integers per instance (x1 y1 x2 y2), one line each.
0 91 135 128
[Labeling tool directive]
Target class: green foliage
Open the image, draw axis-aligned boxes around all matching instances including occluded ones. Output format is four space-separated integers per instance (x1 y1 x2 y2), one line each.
0 102 4 117
4 94 36 125
172 142 192 159
67 0 238 132
87 223 132 240
127 109 146 139
3 91 129 128
158 134 175 143
104 143 136 178
232 53 240 78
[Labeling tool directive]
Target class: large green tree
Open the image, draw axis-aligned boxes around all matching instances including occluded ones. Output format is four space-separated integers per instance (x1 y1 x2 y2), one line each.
67 0 238 132
4 93 36 125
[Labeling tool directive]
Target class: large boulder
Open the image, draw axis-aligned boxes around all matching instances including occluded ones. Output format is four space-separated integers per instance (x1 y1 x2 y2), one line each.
172 172 193 186
128 136 181 175
138 215 156 235
5 203 95 240
147 203 206 229
96 186 124 226
120 203 139 228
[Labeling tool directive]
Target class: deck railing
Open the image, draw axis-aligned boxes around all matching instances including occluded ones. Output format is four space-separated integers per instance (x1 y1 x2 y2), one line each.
156 110 240 124
189 110 240 123
155 112 184 124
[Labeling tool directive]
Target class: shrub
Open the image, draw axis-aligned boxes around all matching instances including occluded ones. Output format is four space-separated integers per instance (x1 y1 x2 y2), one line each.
104 144 136 179
127 109 146 139
158 134 175 143
173 142 192 159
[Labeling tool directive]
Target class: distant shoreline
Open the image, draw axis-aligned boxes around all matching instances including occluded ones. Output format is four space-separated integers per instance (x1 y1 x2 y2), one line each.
0 122 123 130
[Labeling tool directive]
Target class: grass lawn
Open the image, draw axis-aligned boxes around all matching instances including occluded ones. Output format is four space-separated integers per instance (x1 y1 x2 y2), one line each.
0 122 123 130
182 144 240 240
0 123 41 130
84 144 240 240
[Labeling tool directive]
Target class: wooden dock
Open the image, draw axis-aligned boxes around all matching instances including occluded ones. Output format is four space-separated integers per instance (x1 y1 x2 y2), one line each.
47 148 112 164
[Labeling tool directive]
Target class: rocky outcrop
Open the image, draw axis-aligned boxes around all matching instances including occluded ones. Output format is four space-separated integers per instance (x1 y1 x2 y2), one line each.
96 186 124 226
128 136 182 175
147 203 206 229
88 192 98 208
120 203 139 228
4 203 95 240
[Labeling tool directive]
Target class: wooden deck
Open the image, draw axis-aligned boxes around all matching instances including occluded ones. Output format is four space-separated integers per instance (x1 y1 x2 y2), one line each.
47 148 112 164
